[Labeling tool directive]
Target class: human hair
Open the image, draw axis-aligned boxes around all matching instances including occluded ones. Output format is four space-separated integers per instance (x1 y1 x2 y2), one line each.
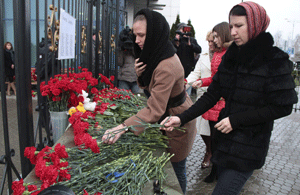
177 22 187 30
229 5 247 16
133 14 146 24
212 22 232 48
206 31 213 41
3 42 13 50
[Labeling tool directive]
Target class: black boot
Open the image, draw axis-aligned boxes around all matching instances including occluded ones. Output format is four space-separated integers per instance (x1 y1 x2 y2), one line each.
204 164 217 183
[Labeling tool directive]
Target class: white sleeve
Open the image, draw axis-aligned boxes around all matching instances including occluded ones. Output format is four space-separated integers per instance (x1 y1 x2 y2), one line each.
186 59 201 84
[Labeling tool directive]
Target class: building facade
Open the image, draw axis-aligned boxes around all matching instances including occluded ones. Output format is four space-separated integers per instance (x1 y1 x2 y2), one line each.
1 0 179 68
126 0 180 27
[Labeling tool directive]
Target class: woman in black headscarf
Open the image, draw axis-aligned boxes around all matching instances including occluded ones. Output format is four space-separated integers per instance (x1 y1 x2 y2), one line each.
103 9 196 194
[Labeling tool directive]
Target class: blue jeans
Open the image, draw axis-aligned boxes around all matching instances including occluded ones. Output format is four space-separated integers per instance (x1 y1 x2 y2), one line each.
212 166 253 195
171 158 187 194
118 80 141 94
186 86 192 96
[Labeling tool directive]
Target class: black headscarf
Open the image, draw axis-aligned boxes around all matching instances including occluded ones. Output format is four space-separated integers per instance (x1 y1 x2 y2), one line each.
133 9 176 87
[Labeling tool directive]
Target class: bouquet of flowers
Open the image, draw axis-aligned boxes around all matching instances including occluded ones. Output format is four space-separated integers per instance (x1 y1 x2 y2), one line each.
40 68 98 112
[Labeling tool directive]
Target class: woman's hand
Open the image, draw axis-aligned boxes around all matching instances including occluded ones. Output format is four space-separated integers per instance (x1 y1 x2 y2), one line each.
11 64 14 69
102 124 127 144
159 116 181 131
192 80 203 89
215 117 233 134
135 58 147 77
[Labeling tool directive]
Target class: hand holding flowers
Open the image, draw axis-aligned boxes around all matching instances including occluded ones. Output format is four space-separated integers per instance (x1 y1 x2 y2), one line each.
159 116 182 131
101 123 128 144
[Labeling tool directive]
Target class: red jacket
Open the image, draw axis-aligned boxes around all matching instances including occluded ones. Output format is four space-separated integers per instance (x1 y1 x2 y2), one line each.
200 48 226 121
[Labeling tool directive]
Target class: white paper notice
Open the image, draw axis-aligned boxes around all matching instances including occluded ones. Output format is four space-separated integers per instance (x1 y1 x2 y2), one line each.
58 8 76 60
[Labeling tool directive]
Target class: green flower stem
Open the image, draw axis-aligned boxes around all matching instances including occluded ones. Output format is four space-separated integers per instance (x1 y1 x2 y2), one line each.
59 151 172 195
54 90 180 194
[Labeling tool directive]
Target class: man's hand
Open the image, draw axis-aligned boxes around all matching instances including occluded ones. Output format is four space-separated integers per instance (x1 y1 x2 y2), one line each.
186 36 191 45
192 80 203 89
159 116 181 131
181 35 191 45
215 117 233 134
135 58 146 77
102 124 127 144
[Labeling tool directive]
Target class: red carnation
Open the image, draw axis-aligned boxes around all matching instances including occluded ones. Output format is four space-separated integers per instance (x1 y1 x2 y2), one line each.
110 75 115 82
24 146 37 164
91 87 98 94
27 184 38 192
12 179 26 195
83 189 89 195
54 143 69 159
52 88 61 96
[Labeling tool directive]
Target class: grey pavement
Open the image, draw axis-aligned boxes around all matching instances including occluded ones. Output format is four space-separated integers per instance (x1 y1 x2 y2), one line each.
0 95 38 195
1 93 300 195
186 111 300 195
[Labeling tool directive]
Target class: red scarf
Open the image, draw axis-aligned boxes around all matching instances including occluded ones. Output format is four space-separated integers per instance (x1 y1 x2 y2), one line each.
238 1 270 40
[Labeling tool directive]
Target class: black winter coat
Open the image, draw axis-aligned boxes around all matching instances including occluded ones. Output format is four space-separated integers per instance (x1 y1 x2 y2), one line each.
173 37 202 78
4 49 15 77
178 32 298 171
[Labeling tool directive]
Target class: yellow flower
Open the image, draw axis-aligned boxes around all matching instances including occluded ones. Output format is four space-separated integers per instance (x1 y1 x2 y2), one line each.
76 102 86 113
68 107 77 116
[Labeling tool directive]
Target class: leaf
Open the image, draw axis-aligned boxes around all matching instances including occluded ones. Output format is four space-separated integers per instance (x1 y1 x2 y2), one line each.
110 105 117 109
103 111 114 116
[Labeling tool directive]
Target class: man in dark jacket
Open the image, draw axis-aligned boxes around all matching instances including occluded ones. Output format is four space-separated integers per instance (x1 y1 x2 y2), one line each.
173 23 202 78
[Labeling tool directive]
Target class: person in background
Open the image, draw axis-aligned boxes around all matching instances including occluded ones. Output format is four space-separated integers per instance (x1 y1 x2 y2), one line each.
102 9 196 194
192 22 232 182
3 42 16 96
173 23 202 96
92 29 103 76
160 2 298 194
185 31 216 169
117 26 141 94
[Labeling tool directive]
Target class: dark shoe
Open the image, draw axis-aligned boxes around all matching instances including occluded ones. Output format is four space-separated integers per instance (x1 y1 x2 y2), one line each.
204 164 217 183
204 173 216 183
201 152 212 169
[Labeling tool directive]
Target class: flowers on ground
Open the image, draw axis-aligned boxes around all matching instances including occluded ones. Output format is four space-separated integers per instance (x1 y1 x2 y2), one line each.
24 144 71 187
12 144 71 194
12 179 38 195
